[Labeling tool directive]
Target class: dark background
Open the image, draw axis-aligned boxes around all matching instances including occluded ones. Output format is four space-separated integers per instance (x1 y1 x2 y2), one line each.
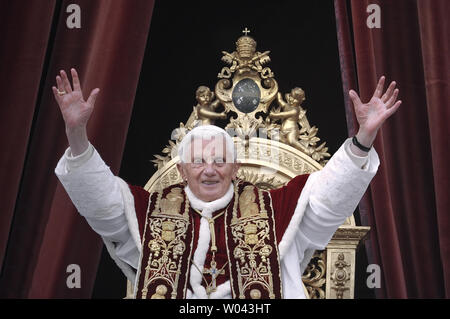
92 0 373 299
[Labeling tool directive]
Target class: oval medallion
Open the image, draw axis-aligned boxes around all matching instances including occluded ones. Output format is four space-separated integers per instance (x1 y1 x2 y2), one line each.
232 78 260 113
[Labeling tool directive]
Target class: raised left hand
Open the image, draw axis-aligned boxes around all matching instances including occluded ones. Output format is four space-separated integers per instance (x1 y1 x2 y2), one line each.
349 76 402 147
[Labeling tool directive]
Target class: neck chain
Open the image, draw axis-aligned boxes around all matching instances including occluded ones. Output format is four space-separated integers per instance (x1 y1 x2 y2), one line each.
192 208 228 296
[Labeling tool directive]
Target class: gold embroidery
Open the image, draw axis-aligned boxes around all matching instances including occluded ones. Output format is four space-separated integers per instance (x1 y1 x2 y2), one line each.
161 220 176 242
139 182 282 299
151 285 167 299
159 188 184 215
148 239 161 257
141 187 191 299
239 186 259 218
250 289 261 299
244 223 258 245
259 245 272 262
139 191 160 299
229 183 279 299
231 184 240 224
257 189 268 218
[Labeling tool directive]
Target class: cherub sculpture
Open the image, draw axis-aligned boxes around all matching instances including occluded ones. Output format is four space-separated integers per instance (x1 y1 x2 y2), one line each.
269 87 314 155
194 86 227 125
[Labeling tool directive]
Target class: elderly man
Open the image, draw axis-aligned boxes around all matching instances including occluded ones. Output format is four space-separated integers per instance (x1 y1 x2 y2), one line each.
53 68 401 299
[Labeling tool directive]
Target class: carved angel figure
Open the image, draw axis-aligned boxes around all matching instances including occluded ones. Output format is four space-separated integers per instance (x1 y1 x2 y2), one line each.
269 88 314 155
194 86 227 125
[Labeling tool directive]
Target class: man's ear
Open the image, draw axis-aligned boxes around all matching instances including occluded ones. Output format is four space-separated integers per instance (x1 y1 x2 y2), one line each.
232 162 241 180
177 163 185 181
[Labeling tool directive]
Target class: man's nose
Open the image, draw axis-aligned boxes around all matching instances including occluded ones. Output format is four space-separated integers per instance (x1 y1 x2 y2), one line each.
203 162 216 175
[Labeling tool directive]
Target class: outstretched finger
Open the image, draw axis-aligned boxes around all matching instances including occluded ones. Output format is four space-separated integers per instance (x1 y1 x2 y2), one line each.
349 90 363 107
382 81 396 103
71 68 82 92
86 88 100 107
373 76 385 98
384 100 402 119
386 89 399 108
52 86 62 104
56 76 64 93
60 70 73 93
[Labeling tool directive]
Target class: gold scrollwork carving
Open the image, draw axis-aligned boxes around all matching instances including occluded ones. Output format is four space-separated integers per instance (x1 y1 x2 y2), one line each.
237 170 284 191
150 29 330 171
302 250 326 299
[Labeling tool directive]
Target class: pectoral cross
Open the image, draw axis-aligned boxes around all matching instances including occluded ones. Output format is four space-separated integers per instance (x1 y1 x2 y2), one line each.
192 208 228 296
203 260 225 294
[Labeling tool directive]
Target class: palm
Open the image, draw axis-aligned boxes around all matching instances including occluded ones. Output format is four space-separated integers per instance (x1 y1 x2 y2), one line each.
350 76 401 135
52 69 99 130
356 96 390 132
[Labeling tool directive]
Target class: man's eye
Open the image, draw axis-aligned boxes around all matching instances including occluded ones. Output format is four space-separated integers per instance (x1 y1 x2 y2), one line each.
214 158 225 164
193 158 203 164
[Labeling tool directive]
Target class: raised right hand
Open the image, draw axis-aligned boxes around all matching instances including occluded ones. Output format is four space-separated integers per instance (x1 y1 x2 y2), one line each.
52 68 100 156
52 68 100 131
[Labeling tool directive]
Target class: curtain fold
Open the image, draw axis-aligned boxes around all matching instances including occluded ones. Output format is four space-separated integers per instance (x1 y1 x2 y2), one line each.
335 0 449 298
417 0 450 295
0 0 154 298
0 0 57 273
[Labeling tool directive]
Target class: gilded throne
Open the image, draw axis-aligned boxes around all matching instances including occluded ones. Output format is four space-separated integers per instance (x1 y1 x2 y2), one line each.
127 30 370 299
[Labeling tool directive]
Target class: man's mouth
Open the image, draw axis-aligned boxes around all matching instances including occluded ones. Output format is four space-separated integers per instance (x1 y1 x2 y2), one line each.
202 181 219 185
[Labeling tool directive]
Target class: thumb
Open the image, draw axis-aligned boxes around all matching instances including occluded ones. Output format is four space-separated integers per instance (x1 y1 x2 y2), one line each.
87 88 100 107
349 90 362 107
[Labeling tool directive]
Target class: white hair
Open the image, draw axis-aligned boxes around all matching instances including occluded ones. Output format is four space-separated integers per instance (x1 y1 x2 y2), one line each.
177 125 236 163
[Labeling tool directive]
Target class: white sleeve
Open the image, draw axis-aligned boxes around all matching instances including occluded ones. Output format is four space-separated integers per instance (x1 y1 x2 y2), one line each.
279 138 379 298
55 143 141 282
299 138 379 266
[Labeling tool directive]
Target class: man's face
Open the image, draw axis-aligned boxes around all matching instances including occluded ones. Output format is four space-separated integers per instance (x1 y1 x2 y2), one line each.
177 136 240 202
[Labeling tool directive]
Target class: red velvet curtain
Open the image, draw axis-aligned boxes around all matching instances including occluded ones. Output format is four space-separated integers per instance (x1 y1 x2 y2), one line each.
0 0 154 298
335 0 449 298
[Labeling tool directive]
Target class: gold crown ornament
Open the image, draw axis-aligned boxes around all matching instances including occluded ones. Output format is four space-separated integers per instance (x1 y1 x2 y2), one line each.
236 35 257 59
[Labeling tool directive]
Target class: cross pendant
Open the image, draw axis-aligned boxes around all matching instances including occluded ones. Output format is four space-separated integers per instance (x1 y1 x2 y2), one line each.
203 260 224 294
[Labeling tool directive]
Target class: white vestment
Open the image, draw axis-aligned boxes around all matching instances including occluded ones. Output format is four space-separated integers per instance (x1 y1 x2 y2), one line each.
55 138 379 298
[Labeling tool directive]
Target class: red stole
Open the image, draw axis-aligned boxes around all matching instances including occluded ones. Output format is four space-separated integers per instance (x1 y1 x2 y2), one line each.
135 186 194 299
225 181 283 299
